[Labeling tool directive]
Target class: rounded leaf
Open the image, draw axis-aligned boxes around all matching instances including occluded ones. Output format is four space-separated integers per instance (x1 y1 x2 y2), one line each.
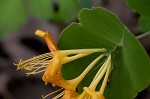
58 8 150 99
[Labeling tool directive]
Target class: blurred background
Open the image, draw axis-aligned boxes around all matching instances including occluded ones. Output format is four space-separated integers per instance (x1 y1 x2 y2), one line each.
0 0 150 99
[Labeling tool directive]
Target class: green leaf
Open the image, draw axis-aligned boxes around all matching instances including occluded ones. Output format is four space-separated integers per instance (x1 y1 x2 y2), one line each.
28 0 51 19
139 16 150 32
28 0 82 23
126 0 150 17
0 0 27 37
58 8 150 99
51 0 82 23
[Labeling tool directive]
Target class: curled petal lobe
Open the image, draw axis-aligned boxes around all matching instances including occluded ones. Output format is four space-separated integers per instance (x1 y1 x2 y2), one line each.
35 30 58 52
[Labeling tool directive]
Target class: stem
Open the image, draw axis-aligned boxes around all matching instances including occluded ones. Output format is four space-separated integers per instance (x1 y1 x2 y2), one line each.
136 31 150 39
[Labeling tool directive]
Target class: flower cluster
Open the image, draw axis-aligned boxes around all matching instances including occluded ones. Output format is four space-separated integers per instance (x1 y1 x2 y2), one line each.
15 30 112 99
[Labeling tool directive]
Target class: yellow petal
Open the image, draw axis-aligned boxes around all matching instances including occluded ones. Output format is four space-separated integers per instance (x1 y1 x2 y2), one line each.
42 52 73 90
83 87 105 99
62 90 79 99
35 30 58 52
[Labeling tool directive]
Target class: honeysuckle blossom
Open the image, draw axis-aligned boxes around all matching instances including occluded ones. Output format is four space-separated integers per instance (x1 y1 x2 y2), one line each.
76 55 111 99
47 54 110 99
15 30 112 99
57 55 111 99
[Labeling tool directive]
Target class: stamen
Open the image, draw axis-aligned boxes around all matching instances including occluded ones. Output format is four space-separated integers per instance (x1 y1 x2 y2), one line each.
14 59 23 70
52 91 64 99
17 52 52 69
42 88 63 99
26 69 45 76
14 52 52 75
17 53 51 66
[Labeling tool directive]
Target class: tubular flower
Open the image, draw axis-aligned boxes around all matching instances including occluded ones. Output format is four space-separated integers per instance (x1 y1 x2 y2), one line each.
15 30 106 91
51 54 106 99
75 55 112 99
15 30 113 99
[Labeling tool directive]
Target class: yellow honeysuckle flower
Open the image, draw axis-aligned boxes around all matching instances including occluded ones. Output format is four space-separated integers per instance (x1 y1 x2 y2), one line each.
59 55 111 99
75 55 112 99
15 30 106 91
50 55 111 99
36 30 106 90
15 30 113 99
46 54 106 99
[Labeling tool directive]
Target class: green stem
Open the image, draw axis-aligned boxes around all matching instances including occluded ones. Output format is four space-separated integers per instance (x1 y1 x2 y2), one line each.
136 31 150 39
